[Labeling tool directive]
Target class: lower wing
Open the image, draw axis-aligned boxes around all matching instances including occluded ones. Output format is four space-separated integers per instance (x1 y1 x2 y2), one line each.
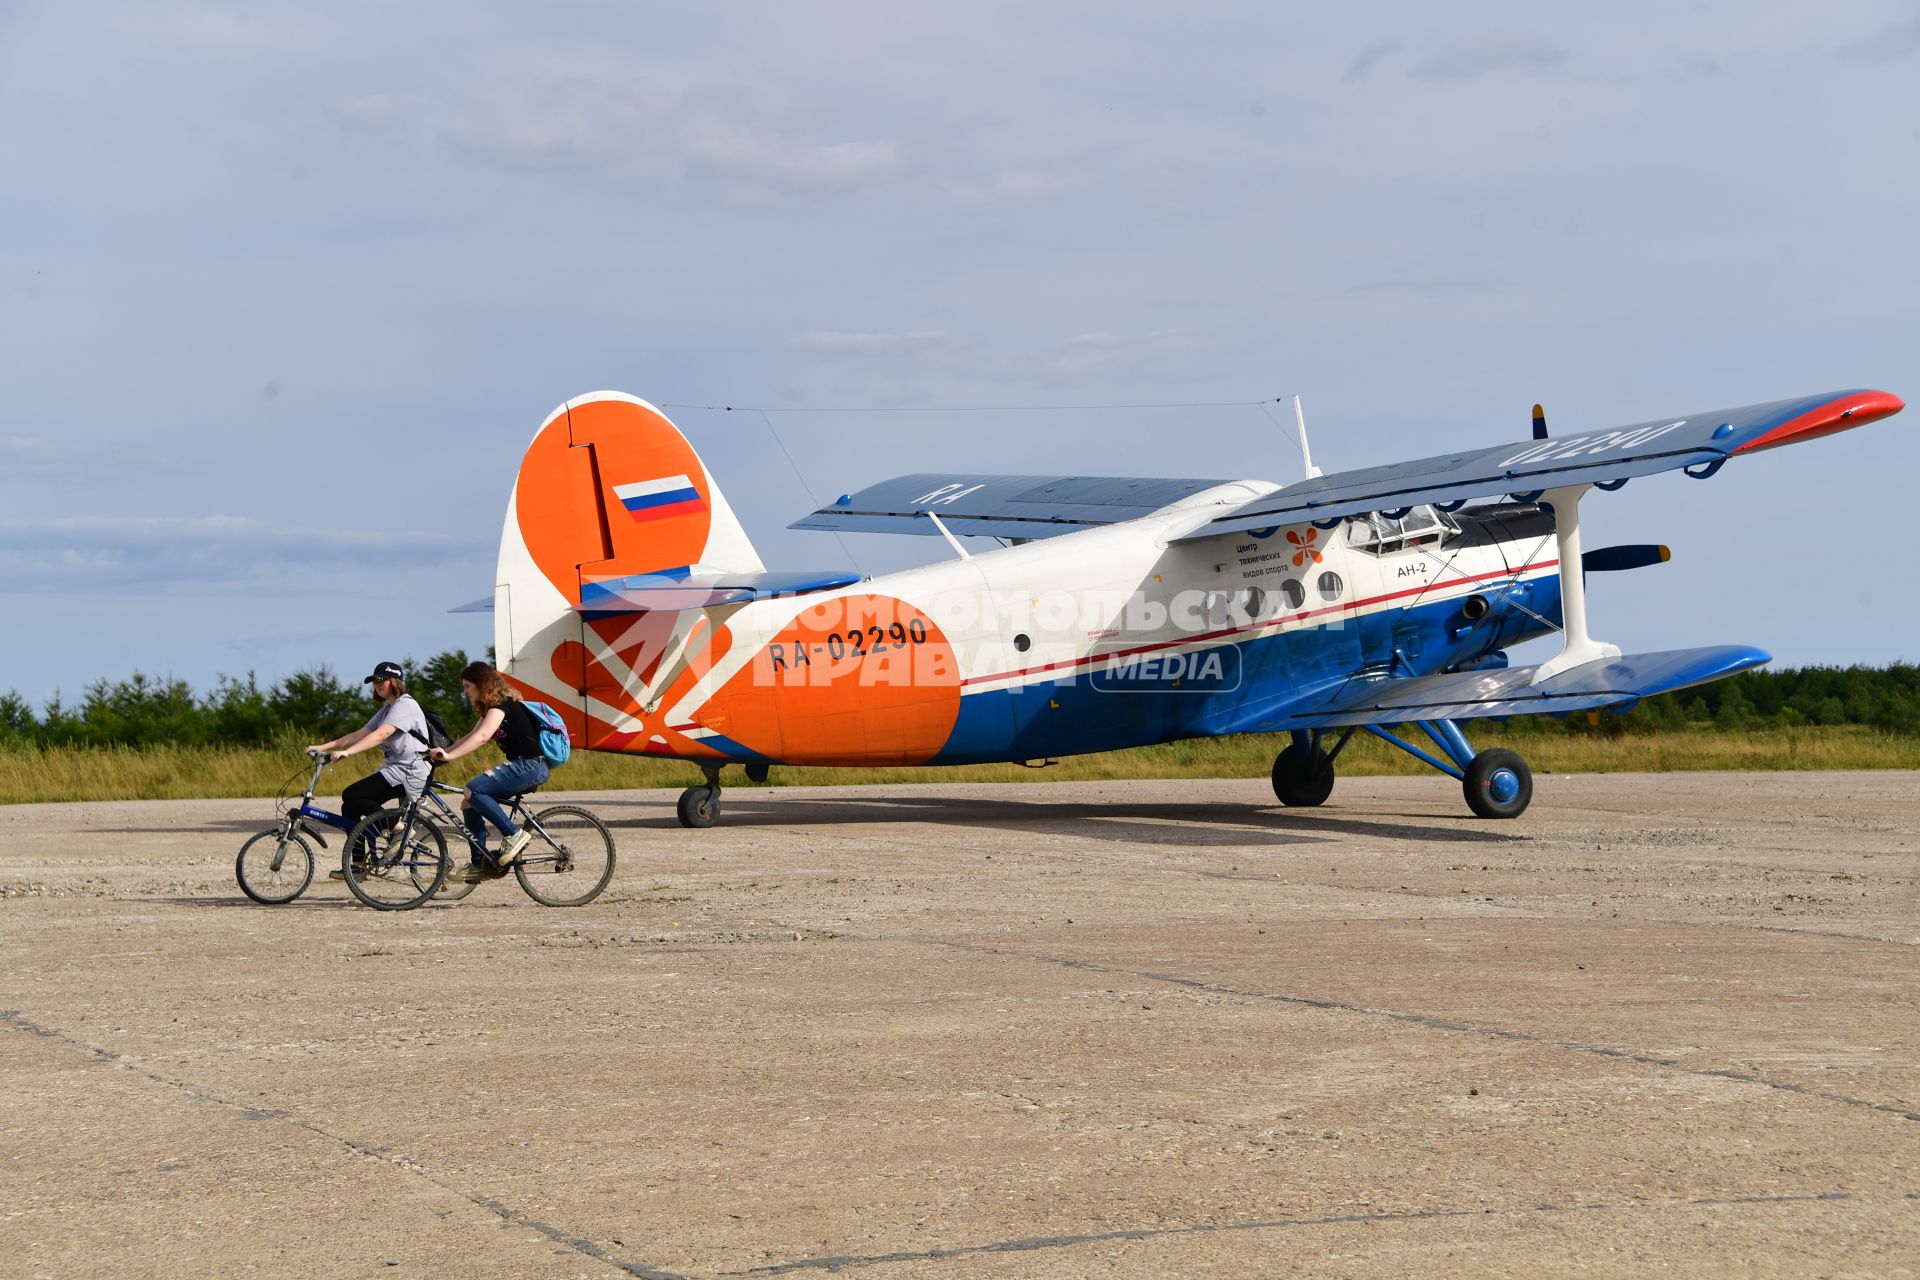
1237 645 1767 732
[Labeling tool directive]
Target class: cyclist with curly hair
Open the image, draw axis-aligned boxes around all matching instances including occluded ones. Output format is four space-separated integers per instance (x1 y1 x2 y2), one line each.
428 660 552 882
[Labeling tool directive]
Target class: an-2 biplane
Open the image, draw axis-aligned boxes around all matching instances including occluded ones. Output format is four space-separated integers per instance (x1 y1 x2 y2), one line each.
466 387 1902 823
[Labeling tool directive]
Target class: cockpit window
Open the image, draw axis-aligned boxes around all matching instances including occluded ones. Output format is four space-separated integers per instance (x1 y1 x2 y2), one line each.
1346 504 1457 555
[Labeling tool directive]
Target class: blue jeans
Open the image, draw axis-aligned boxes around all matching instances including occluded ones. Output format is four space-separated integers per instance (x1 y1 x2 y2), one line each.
463 757 550 857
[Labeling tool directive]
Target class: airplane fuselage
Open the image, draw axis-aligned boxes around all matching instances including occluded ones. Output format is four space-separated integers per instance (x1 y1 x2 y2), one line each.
621 487 1564 767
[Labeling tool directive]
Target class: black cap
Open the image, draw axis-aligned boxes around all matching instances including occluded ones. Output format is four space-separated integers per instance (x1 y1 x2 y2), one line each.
363 660 404 685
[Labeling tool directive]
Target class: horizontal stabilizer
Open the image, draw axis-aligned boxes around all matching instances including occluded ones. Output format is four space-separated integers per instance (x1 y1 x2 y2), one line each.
1246 645 1769 732
1176 389 1901 541
576 568 863 614
449 596 494 614
793 473 1232 539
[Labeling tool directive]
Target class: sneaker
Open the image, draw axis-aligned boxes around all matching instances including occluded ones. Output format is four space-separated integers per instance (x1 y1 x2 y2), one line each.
326 864 367 881
497 829 533 866
443 863 489 884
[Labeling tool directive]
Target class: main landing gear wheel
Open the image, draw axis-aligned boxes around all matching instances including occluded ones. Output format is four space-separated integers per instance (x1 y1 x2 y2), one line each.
677 786 720 829
1271 744 1335 807
1463 748 1533 819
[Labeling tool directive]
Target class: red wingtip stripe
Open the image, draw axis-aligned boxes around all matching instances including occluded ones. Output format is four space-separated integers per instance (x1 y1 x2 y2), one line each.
1732 389 1904 455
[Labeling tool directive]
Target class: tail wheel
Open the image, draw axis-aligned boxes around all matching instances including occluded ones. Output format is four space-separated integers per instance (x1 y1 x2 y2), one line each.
1463 748 1532 819
677 786 720 829
1271 744 1335 807
236 830 315 905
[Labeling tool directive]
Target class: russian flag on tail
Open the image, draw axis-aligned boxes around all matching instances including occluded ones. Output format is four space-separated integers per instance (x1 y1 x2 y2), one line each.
613 474 704 523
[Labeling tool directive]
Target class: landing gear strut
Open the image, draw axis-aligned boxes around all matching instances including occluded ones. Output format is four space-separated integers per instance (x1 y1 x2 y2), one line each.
1353 718 1534 820
677 765 722 829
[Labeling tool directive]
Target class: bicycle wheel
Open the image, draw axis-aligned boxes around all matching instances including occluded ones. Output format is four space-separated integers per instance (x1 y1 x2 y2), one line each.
342 811 448 910
235 829 314 905
514 805 616 906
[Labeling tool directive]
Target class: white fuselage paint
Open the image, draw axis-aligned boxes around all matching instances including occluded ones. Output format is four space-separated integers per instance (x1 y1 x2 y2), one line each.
652 486 1558 741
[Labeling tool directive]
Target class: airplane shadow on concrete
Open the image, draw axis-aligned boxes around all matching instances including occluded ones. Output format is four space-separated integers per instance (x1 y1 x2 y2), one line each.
581 792 1532 848
90 817 278 836
157 894 356 910
151 794 1527 912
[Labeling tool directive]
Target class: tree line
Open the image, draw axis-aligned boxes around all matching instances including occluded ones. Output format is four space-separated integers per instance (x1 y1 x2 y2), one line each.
0 653 483 749
0 655 1914 749
1505 661 1919 737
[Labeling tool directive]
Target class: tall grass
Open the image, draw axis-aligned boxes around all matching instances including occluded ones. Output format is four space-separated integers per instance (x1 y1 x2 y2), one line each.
1 726 1911 805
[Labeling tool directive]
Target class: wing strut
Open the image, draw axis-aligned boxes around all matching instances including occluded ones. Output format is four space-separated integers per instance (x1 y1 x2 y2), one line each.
926 511 973 559
1531 485 1620 685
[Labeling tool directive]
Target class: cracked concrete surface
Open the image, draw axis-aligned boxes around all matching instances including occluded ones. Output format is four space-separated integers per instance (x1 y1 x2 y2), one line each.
2 772 1916 1277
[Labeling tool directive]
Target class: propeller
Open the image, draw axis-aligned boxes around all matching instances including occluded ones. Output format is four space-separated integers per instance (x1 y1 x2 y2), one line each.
1582 544 1670 573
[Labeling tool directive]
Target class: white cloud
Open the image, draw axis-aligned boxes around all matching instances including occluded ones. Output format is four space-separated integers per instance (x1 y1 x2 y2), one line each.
1348 273 1512 297
345 75 909 200
1036 332 1123 379
1407 33 1569 82
327 67 1074 206
785 330 954 357
1837 17 1920 62
942 167 1085 205
326 93 414 137
0 435 80 479
1343 39 1403 83
0 517 484 591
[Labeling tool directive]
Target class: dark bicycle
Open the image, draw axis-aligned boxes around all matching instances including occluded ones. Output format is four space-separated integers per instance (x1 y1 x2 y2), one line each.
235 751 363 904
341 762 615 910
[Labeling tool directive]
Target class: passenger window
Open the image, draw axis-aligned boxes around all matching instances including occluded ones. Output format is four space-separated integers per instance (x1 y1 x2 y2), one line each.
1317 571 1344 602
1280 579 1306 610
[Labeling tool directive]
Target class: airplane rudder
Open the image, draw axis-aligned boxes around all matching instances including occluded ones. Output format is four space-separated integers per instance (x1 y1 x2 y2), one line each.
504 392 763 611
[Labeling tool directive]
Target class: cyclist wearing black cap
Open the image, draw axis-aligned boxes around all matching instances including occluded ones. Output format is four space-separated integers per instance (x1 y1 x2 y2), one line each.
305 660 433 846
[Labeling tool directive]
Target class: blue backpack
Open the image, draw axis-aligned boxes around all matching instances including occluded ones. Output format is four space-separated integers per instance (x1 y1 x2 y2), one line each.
521 701 572 767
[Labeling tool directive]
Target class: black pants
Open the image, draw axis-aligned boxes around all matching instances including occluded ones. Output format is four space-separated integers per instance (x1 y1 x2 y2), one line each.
341 773 407 823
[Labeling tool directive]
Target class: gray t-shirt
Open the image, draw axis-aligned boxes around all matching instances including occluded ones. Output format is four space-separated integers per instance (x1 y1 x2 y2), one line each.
364 695 429 793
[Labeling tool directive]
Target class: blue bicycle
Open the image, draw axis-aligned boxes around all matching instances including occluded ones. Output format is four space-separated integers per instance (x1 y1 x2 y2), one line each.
234 751 362 904
343 762 616 910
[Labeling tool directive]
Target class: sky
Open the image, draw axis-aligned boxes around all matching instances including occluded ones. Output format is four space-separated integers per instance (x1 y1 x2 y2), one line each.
2 1 1917 707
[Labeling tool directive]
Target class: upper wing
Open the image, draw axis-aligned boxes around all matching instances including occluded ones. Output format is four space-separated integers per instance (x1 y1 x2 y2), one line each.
1174 389 1902 542
791 473 1234 539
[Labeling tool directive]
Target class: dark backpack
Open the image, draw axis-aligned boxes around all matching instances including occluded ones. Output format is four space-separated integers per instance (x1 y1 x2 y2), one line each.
405 706 454 752
420 706 453 751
